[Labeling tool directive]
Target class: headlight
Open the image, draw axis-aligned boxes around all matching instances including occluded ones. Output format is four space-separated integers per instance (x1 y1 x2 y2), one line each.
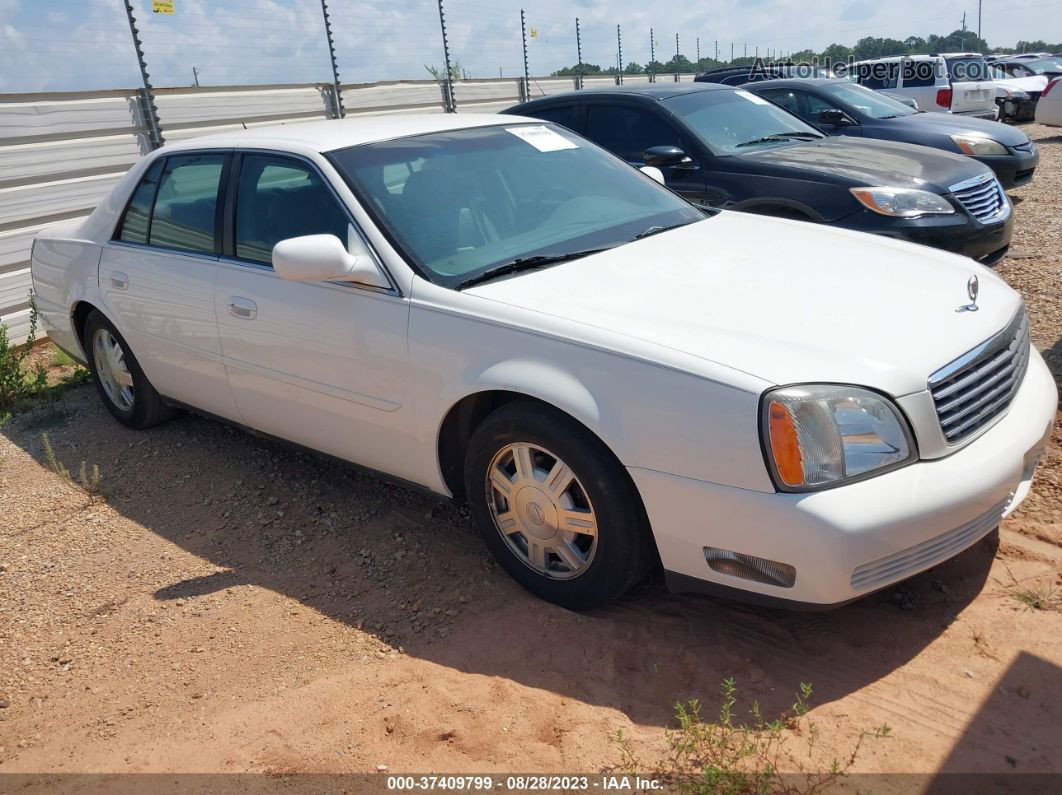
762 385 915 492
950 134 1009 156
850 187 955 217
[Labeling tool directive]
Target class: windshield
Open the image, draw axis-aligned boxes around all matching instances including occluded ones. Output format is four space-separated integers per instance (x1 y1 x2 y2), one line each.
663 89 823 154
945 56 991 82
820 82 917 118
327 124 703 288
1024 58 1062 74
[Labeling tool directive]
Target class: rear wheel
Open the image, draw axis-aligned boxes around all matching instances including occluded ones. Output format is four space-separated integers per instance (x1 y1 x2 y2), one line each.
83 310 175 429
464 401 653 609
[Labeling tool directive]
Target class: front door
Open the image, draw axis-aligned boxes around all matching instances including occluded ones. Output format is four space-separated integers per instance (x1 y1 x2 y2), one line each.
213 153 414 479
99 151 239 420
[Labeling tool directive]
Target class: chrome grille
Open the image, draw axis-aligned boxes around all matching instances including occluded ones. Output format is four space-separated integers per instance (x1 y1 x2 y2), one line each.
929 307 1030 444
950 174 1009 223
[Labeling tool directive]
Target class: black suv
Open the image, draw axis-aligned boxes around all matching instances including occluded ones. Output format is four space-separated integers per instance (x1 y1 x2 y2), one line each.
504 84 1013 264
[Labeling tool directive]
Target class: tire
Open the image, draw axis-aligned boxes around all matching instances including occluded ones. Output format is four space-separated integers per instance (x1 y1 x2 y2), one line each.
82 310 175 429
464 401 654 609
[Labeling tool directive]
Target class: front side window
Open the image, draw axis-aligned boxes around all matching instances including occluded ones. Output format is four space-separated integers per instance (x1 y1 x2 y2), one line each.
756 88 802 116
585 105 685 162
663 89 823 154
526 104 580 132
234 155 349 265
150 154 225 254
327 124 703 288
820 82 916 119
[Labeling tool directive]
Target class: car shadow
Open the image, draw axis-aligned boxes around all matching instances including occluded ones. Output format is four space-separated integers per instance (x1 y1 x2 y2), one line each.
6 386 1001 733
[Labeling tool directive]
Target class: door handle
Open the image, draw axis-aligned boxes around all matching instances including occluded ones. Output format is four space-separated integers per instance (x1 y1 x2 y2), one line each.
110 272 129 290
227 297 257 319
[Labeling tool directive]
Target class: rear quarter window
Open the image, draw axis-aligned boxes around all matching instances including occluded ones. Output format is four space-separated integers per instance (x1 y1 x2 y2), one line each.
522 104 580 132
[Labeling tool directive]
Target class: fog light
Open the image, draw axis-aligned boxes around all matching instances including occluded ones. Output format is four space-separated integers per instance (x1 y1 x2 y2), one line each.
704 547 796 588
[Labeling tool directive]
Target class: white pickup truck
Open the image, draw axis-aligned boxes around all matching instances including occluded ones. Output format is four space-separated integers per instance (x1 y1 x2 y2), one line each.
848 53 998 119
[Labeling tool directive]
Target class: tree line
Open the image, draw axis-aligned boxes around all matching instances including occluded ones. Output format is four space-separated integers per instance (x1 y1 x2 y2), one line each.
551 30 1062 77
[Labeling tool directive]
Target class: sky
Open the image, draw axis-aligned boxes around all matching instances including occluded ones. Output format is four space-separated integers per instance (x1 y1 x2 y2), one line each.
1 0 1060 93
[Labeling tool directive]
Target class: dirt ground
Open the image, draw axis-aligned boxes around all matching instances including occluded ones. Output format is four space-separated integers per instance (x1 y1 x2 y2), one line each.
1 124 1061 784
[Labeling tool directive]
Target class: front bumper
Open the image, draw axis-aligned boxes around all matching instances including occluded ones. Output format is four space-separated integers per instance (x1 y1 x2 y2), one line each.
632 348 1057 608
835 204 1014 265
975 145 1039 188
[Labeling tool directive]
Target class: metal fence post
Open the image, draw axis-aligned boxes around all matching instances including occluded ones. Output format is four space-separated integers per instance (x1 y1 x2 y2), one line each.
320 0 345 118
575 17 583 89
616 25 623 85
122 0 164 149
649 28 655 82
436 0 456 111
520 9 530 103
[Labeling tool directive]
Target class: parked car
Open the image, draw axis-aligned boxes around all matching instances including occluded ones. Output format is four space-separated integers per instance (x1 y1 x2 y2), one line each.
694 63 840 85
30 115 1056 610
986 63 1046 121
744 78 1039 187
505 84 1014 264
847 53 998 119
1035 77 1062 126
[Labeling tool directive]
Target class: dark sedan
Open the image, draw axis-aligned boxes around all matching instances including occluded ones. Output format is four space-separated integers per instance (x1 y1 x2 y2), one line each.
503 84 1013 265
744 79 1039 188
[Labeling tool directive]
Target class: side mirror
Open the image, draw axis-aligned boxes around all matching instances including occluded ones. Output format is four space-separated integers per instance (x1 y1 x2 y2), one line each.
272 226 390 289
643 145 696 169
893 95 919 110
639 166 666 184
819 109 855 126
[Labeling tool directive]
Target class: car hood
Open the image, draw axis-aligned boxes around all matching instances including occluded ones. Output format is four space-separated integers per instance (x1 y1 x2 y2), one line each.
465 212 1021 397
887 111 1034 146
734 136 989 192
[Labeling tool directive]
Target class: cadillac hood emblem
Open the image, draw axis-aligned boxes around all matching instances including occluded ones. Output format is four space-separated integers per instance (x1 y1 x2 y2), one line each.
957 274 980 313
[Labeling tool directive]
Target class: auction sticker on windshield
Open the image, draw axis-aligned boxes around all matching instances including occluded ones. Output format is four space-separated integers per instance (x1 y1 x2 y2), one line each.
506 125 579 152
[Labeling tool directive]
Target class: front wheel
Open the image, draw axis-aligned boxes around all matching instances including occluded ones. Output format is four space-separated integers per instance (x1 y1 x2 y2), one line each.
464 402 653 609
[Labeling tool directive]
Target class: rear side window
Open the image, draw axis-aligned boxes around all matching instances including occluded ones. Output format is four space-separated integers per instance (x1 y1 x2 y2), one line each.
757 89 802 115
525 104 580 132
150 154 225 253
234 155 350 265
115 160 164 244
585 105 684 162
856 62 899 90
901 60 938 88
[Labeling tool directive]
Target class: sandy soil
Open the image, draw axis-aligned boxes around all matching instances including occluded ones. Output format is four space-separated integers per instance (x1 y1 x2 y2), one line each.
1 125 1060 783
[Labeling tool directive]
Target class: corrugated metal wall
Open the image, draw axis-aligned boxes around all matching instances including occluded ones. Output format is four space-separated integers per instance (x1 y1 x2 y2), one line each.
0 74 695 343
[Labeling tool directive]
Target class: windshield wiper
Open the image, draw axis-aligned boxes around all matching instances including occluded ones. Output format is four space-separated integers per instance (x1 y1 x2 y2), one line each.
635 221 694 240
735 132 822 148
458 248 611 289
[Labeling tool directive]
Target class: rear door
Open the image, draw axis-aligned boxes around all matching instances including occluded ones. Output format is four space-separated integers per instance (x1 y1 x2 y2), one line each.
583 102 708 206
897 59 943 111
100 150 239 420
945 56 996 116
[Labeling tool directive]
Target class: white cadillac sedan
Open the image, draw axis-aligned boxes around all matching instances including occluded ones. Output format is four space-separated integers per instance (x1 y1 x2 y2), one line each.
31 115 1057 610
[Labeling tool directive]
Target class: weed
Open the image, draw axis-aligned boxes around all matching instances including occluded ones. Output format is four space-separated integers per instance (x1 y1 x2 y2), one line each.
998 564 1060 612
41 433 101 495
613 678 890 794
0 291 47 418
50 345 77 368
0 294 89 425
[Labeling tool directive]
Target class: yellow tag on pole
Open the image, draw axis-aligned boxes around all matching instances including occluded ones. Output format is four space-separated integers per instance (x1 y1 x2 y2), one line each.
529 27 538 38
152 1 175 14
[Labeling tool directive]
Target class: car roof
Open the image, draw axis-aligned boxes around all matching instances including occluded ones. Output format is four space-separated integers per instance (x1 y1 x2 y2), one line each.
517 82 731 106
742 78 847 89
157 113 527 154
